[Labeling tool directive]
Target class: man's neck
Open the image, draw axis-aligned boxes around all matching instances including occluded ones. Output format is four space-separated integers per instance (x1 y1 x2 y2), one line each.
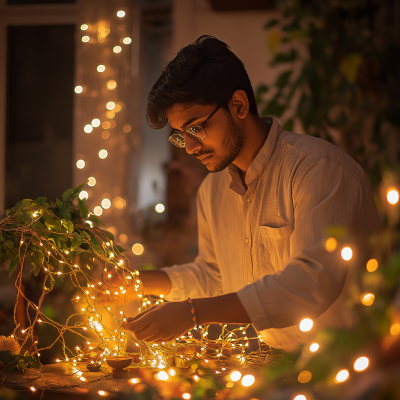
234 115 271 187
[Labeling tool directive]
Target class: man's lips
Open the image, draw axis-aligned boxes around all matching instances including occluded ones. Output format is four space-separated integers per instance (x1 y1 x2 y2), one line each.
196 154 213 164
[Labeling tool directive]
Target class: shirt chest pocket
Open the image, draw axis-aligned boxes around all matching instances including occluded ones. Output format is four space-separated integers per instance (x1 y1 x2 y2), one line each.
258 225 293 273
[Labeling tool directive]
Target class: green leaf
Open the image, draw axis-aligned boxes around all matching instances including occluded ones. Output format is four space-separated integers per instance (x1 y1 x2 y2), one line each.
275 70 293 89
71 235 83 251
0 350 16 365
261 98 286 118
63 182 87 202
45 220 61 232
9 254 20 277
264 18 278 29
105 230 115 240
61 220 74 234
25 356 40 369
34 197 47 206
56 199 71 221
78 198 89 219
80 231 90 239
88 215 105 226
17 359 27 371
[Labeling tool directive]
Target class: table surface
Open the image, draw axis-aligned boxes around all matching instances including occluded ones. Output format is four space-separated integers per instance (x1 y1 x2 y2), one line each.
3 362 140 398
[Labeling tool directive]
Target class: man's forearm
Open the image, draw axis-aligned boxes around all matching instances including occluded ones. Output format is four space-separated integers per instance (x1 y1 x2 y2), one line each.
194 293 251 325
135 270 172 297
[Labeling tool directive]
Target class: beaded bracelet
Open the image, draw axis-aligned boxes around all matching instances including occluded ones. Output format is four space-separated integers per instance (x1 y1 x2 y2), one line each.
187 297 199 330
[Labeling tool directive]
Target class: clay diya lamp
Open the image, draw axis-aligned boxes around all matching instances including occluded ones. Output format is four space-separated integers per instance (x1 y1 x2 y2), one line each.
86 363 101 372
106 356 133 379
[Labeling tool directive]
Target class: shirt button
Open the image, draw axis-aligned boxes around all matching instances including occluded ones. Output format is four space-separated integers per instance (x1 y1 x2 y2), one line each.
244 238 249 244
246 198 251 203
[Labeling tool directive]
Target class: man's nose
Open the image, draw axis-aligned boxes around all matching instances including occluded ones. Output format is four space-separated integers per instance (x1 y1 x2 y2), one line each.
183 133 202 155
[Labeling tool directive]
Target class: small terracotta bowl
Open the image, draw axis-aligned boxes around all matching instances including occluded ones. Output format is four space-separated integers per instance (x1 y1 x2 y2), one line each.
86 363 101 372
106 357 133 370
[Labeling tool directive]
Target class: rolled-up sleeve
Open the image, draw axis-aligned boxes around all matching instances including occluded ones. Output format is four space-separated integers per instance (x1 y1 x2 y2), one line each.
237 157 372 331
162 184 223 302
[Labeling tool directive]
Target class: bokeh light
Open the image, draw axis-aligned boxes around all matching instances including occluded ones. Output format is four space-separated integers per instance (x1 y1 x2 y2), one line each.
341 246 353 261
74 85 83 94
76 160 85 169
106 111 115 119
387 188 399 205
366 258 378 272
88 177 96 186
113 46 122 53
325 237 337 252
123 37 132 44
114 197 126 209
106 101 115 110
155 203 165 213
101 199 111 209
97 65 106 73
117 10 125 17
119 234 128 243
156 371 168 381
354 356 369 372
84 124 93 133
92 118 100 127
80 24 88 30
123 125 131 133
299 318 313 332
230 371 241 381
182 394 190 400
390 323 400 335
101 131 110 139
107 80 117 90
79 191 89 200
82 36 90 43
102 121 111 129
294 396 306 400
241 374 255 387
132 243 144 255
361 292 375 306
335 369 349 383
94 206 103 216
309 342 319 352
298 370 312 383
107 226 117 236
99 149 108 159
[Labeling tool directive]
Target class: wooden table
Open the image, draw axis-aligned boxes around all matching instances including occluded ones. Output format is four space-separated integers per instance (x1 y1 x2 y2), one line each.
2 362 141 399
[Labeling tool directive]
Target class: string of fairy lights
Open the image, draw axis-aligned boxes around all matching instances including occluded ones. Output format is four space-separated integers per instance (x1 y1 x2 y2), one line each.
73 7 166 259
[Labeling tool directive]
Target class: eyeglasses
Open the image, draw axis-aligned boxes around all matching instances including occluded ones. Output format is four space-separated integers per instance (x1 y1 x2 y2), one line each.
168 98 227 148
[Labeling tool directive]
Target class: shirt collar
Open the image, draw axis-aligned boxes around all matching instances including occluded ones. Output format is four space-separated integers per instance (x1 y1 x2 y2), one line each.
228 116 283 195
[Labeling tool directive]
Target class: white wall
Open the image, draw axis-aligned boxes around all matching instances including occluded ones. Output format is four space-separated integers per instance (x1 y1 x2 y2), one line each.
172 0 281 96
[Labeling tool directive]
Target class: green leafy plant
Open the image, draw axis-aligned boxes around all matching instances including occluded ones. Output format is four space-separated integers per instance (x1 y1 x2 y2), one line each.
0 350 40 373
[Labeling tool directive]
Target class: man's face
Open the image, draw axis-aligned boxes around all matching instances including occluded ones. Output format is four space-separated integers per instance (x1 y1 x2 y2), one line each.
166 103 244 173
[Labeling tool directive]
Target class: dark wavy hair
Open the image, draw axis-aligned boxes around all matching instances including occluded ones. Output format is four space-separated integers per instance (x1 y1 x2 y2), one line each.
146 35 258 129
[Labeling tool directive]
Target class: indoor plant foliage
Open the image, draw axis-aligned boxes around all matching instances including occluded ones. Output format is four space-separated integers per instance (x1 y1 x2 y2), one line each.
258 0 400 188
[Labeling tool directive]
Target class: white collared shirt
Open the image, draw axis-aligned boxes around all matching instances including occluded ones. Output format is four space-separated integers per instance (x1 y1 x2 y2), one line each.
162 117 381 351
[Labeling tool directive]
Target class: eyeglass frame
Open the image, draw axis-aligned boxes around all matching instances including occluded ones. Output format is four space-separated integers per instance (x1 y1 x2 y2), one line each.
168 97 229 148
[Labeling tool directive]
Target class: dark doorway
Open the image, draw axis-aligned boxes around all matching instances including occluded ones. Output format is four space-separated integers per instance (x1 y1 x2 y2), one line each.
5 25 75 209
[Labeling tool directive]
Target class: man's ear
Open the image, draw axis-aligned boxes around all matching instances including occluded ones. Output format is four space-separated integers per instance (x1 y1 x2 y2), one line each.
230 90 250 120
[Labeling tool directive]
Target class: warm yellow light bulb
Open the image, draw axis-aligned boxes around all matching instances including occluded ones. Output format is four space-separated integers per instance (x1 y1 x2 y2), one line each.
309 342 319 352
341 246 353 261
94 206 103 216
76 159 85 169
241 374 255 387
99 149 108 159
354 356 369 372
230 371 241 381
335 369 349 383
366 258 378 272
107 80 117 90
299 318 313 332
387 188 399 205
361 292 375 306
156 371 168 381
132 243 144 255
325 237 337 252
88 177 96 186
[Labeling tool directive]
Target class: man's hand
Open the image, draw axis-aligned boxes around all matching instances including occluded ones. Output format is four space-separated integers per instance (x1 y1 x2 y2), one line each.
121 301 193 343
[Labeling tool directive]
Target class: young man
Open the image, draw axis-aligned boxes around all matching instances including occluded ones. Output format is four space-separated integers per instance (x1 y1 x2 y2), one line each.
119 35 380 351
